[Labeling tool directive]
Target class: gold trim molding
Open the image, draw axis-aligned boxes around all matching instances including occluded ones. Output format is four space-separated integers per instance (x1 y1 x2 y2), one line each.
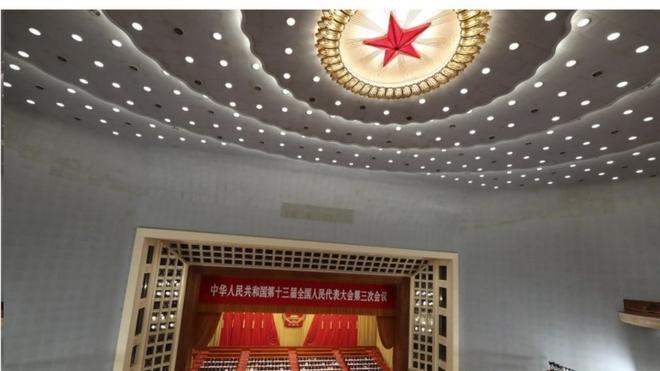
315 10 490 100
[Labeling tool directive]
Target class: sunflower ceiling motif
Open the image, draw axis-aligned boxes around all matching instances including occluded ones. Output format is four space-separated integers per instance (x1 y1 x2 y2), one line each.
315 9 490 100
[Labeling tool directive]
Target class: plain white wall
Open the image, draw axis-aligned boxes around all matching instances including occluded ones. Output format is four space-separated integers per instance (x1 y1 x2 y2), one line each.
3 106 660 371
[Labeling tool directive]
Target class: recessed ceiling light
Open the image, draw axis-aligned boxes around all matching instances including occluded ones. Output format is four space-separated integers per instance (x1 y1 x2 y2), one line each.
232 112 240 118
283 72 291 79
312 76 321 83
507 100 516 106
238 138 244 142
71 33 83 42
507 122 515 128
623 109 633 115
85 105 93 110
542 146 550 151
184 56 194 63
112 131 119 136
544 12 557 21
162 70 170 76
67 87 76 94
181 106 189 111
435 136 441 142
600 146 608 151
533 81 544 88
415 131 422 136
131 22 143 31
582 141 590 146
632 151 640 156
26 99 35 105
591 123 600 128
228 101 237 108
552 116 560 122
565 135 573 141
617 81 628 88
256 104 263 110
306 110 312 115
469 129 476 135
94 60 104 68
454 142 460 147
2 81 12 88
212 32 222 40
628 136 637 141
635 45 649 54
490 146 496 151
113 107 120 112
28 27 41 36
366 135 372 140
219 59 228 67
577 17 591 27
418 98 426 104
395 126 402 131
607 160 614 165
225 82 233 89
112 82 121 88
282 89 290 95
286 17 296 26
442 106 450 112
17 50 30 58
135 133 142 138
148 123 156 128
607 32 621 41
143 86 151 92
648 157 656 162
565 59 577 67
460 88 468 94
487 116 494 121
643 116 654 122
284 47 293 55
188 120 195 126
508 42 520 51
383 110 390 115
557 91 567 97
335 100 342 106
9 64 20 71
546 130 554 135
281 107 288 112
111 39 122 47
79 78 88 84
396 150 402 154
580 100 591 106
164 118 170 122
612 176 619 181
56 102 64 107
481 67 491 74
252 63 261 70
126 100 134 105
279 143 285 147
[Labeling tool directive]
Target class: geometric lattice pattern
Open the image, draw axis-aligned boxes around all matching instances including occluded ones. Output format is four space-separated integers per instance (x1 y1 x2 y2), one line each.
411 264 435 371
169 243 427 276
142 243 185 371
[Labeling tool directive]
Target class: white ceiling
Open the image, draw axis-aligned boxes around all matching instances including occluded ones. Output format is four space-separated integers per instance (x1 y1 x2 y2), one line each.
2 10 659 189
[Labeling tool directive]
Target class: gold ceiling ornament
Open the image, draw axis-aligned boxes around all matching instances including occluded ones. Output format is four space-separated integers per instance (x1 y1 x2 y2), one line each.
315 9 491 100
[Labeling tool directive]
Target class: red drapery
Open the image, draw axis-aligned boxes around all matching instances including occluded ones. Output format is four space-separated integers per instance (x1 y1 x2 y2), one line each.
219 312 279 346
303 314 358 347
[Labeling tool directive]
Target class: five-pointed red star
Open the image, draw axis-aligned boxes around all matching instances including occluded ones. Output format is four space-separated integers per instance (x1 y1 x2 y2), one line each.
363 12 431 67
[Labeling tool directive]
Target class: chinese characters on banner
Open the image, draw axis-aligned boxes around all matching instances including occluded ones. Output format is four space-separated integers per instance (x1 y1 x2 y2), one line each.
199 277 396 309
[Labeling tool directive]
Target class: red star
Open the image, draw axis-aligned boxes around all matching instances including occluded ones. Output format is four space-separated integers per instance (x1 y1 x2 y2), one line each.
363 12 431 67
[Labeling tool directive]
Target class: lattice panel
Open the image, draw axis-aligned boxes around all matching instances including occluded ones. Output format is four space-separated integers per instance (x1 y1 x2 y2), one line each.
142 243 185 371
169 243 426 276
411 264 435 371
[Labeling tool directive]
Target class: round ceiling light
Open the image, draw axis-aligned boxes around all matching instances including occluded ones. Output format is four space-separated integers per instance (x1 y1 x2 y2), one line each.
315 9 490 99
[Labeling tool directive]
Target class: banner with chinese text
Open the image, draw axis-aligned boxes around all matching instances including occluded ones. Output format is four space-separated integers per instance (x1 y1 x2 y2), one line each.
199 276 396 309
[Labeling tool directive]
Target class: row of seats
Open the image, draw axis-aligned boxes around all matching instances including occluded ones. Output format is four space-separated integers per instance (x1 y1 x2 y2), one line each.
246 356 291 371
199 357 239 371
344 355 382 371
298 355 341 371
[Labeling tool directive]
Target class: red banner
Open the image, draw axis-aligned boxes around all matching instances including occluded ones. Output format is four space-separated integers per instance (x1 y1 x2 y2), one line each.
199 276 396 309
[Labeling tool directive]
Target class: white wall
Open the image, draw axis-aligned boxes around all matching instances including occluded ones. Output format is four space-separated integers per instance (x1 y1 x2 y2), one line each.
3 107 660 371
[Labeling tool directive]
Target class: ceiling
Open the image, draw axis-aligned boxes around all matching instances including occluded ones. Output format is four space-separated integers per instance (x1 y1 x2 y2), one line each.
2 10 659 189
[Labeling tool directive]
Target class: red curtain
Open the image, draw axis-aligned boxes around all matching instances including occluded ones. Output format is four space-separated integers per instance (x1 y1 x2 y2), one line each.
303 314 357 347
219 312 279 346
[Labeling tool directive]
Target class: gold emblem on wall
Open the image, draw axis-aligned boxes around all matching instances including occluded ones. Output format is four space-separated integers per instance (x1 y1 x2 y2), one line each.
315 9 490 99
283 313 306 327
